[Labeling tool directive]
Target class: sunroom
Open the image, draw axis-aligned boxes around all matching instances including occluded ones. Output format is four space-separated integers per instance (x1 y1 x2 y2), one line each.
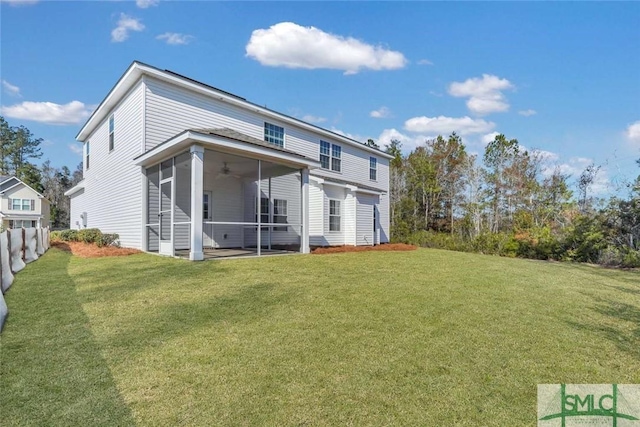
135 128 320 260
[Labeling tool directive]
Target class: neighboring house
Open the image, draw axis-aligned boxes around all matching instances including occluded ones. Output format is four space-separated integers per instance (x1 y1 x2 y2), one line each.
0 175 50 229
65 61 391 260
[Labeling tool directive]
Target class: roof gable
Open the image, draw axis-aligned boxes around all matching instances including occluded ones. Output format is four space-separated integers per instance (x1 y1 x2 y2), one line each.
76 61 393 159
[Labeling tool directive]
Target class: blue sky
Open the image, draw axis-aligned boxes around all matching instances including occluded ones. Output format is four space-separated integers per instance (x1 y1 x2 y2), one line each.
1 0 639 195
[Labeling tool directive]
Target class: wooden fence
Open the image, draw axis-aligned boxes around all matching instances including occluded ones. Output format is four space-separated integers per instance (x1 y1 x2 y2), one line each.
0 227 51 331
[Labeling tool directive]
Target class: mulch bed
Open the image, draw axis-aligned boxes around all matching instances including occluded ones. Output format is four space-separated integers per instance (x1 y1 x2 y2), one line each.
52 241 141 258
311 243 418 254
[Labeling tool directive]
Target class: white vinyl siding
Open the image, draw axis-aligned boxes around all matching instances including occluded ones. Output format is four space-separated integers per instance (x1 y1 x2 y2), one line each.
72 80 145 248
343 190 357 245
356 193 377 246
308 180 324 246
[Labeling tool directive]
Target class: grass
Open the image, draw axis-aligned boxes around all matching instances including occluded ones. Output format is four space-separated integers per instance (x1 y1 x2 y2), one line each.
1 248 639 426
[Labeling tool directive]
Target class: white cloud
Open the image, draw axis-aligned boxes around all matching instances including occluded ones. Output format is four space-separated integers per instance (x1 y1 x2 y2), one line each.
136 0 159 8
481 132 500 145
404 115 495 136
301 114 326 124
111 14 144 43
245 22 407 75
156 32 194 45
519 109 537 117
0 0 39 5
2 80 21 97
370 106 391 119
1 100 94 125
417 59 433 65
448 74 514 115
68 143 83 155
540 155 610 195
377 128 431 152
625 121 640 145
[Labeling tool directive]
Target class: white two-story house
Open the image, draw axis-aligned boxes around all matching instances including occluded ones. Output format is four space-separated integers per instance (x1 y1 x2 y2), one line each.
65 61 391 260
0 175 50 230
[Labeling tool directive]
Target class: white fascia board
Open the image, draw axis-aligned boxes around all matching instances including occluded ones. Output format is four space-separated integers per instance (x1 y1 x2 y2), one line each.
77 62 393 159
356 188 384 195
135 131 322 170
64 181 85 197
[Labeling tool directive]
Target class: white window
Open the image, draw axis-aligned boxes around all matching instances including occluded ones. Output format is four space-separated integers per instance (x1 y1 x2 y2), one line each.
203 192 212 220
109 115 115 151
369 157 377 181
320 141 341 172
264 122 284 147
329 200 341 232
8 220 36 228
256 197 269 224
273 199 287 231
9 198 35 211
85 141 90 170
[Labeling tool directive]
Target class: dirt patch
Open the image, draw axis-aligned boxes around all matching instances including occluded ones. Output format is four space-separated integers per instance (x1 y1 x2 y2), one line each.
312 243 418 254
52 241 141 258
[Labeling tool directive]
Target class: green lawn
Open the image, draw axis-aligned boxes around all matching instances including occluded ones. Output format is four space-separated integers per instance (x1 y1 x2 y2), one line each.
1 248 639 426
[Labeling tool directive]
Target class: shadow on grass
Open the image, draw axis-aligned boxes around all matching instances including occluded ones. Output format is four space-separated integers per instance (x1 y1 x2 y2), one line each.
110 282 295 355
568 295 640 361
0 248 135 426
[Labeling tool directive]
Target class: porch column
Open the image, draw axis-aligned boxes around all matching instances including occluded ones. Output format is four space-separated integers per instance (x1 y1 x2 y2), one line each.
300 168 310 254
190 145 204 261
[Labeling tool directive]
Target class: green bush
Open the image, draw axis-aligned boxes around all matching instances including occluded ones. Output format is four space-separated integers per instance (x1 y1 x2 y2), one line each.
77 228 102 244
96 233 119 248
53 229 79 242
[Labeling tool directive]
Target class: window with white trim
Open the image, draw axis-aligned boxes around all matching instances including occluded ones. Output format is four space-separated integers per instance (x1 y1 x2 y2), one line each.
203 192 212 220
320 141 341 172
109 115 115 151
256 197 269 224
369 157 377 181
273 199 287 231
329 199 341 232
264 122 284 147
9 198 35 211
8 220 36 228
85 141 90 170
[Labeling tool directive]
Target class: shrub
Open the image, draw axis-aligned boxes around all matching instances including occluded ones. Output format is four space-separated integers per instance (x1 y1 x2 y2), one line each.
77 228 102 244
54 229 79 242
96 233 119 248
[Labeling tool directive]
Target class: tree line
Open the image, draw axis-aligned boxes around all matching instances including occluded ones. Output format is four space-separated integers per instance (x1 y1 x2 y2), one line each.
385 133 640 267
1 116 82 228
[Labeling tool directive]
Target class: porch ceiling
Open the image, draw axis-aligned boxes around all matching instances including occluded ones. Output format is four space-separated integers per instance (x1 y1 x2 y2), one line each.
134 128 321 170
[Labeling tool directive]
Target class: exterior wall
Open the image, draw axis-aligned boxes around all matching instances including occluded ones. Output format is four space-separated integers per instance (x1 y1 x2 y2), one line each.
356 193 378 246
205 173 243 249
323 185 346 246
74 81 145 248
344 189 357 245
144 76 385 191
242 173 301 248
308 180 324 246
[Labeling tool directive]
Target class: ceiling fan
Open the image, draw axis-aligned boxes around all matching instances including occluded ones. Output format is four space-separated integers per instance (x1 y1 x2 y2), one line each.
216 161 242 179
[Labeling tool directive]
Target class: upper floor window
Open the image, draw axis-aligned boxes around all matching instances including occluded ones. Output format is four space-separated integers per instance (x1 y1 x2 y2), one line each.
320 141 341 172
264 122 284 147
109 115 115 151
369 157 377 181
9 198 35 211
85 141 90 170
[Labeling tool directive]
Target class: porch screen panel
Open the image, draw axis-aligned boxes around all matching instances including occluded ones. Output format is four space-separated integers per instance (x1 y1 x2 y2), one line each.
146 165 160 251
160 181 171 241
173 152 191 250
